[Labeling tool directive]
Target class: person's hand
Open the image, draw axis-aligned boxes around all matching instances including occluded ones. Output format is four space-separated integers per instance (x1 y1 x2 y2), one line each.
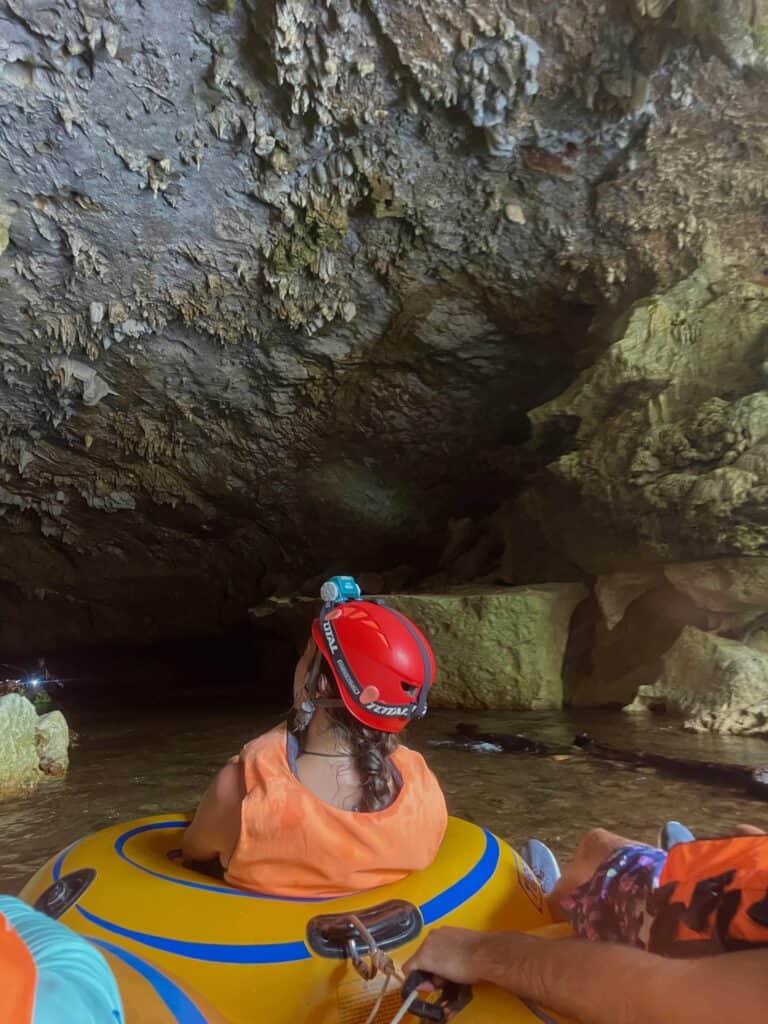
733 824 766 836
402 927 487 987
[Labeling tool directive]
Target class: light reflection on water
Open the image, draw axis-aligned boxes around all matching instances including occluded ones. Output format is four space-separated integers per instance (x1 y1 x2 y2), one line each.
1 703 767 894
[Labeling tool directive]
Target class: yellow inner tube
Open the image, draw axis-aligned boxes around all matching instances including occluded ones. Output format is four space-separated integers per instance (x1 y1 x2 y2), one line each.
100 948 230 1024
21 814 573 1024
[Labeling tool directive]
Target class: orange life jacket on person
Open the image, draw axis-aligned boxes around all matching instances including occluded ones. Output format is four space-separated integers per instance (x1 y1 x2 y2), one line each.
0 910 37 1024
649 836 768 955
225 724 448 898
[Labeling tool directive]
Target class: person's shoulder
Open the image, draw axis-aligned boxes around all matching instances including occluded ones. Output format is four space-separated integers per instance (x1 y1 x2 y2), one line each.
239 722 287 759
211 761 246 806
393 742 427 765
238 723 293 788
393 745 442 785
393 745 447 841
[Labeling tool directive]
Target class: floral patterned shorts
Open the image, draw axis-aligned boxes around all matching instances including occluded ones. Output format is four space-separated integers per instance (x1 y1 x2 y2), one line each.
561 845 668 949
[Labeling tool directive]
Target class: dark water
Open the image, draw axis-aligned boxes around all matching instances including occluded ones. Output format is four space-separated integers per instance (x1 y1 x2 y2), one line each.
2 702 767 894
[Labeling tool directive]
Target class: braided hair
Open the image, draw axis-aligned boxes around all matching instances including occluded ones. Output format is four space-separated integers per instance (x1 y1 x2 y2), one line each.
324 703 398 812
288 654 399 812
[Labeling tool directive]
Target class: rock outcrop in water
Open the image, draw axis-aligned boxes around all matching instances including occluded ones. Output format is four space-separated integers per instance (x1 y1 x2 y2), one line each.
0 694 70 799
569 556 768 713
0 694 40 798
35 709 71 776
627 627 768 735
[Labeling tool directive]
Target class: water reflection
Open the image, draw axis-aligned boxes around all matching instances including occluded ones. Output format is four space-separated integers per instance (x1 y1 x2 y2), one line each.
1 704 767 894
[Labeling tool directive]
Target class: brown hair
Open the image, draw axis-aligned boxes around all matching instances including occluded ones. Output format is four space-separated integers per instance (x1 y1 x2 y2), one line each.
288 655 399 812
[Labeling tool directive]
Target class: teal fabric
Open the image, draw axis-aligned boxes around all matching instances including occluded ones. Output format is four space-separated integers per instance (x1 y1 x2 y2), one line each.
0 896 124 1024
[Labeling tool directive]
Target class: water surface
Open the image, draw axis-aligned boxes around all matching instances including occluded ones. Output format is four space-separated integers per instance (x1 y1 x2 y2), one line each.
2 702 767 894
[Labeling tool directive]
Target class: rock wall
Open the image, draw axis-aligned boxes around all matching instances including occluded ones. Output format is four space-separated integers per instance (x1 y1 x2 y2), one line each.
387 586 587 709
528 268 768 573
516 268 768 725
1 0 767 659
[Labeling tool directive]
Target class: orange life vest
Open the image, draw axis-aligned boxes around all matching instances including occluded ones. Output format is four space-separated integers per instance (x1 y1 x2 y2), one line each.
0 910 37 1024
225 724 448 898
649 836 768 955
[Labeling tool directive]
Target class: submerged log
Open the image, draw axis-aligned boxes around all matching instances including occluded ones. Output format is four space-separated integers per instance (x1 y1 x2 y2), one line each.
572 732 768 797
432 723 768 801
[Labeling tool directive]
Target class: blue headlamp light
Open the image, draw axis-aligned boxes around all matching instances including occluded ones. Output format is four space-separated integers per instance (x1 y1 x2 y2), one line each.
319 575 362 606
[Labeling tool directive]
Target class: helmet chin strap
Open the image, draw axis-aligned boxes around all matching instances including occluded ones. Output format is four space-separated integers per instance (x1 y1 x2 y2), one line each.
294 650 344 731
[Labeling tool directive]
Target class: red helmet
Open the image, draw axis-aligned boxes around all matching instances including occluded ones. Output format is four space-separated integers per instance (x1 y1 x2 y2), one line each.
311 600 436 733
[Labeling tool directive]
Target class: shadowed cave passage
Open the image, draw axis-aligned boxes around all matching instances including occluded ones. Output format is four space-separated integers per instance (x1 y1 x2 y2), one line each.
0 294 594 658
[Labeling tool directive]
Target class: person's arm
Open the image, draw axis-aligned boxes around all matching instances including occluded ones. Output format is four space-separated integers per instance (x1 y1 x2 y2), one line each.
403 927 768 1024
0 896 124 1024
182 761 245 866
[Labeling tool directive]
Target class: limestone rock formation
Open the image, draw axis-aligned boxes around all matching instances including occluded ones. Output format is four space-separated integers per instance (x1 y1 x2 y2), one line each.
528 268 768 575
665 558 768 616
594 570 666 632
2 0 768 653
35 710 71 776
626 626 768 735
391 585 587 709
567 582 710 708
568 556 768 708
0 694 71 799
0 693 42 798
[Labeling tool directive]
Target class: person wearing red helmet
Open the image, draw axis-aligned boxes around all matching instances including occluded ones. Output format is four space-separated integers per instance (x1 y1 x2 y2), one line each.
183 578 447 897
